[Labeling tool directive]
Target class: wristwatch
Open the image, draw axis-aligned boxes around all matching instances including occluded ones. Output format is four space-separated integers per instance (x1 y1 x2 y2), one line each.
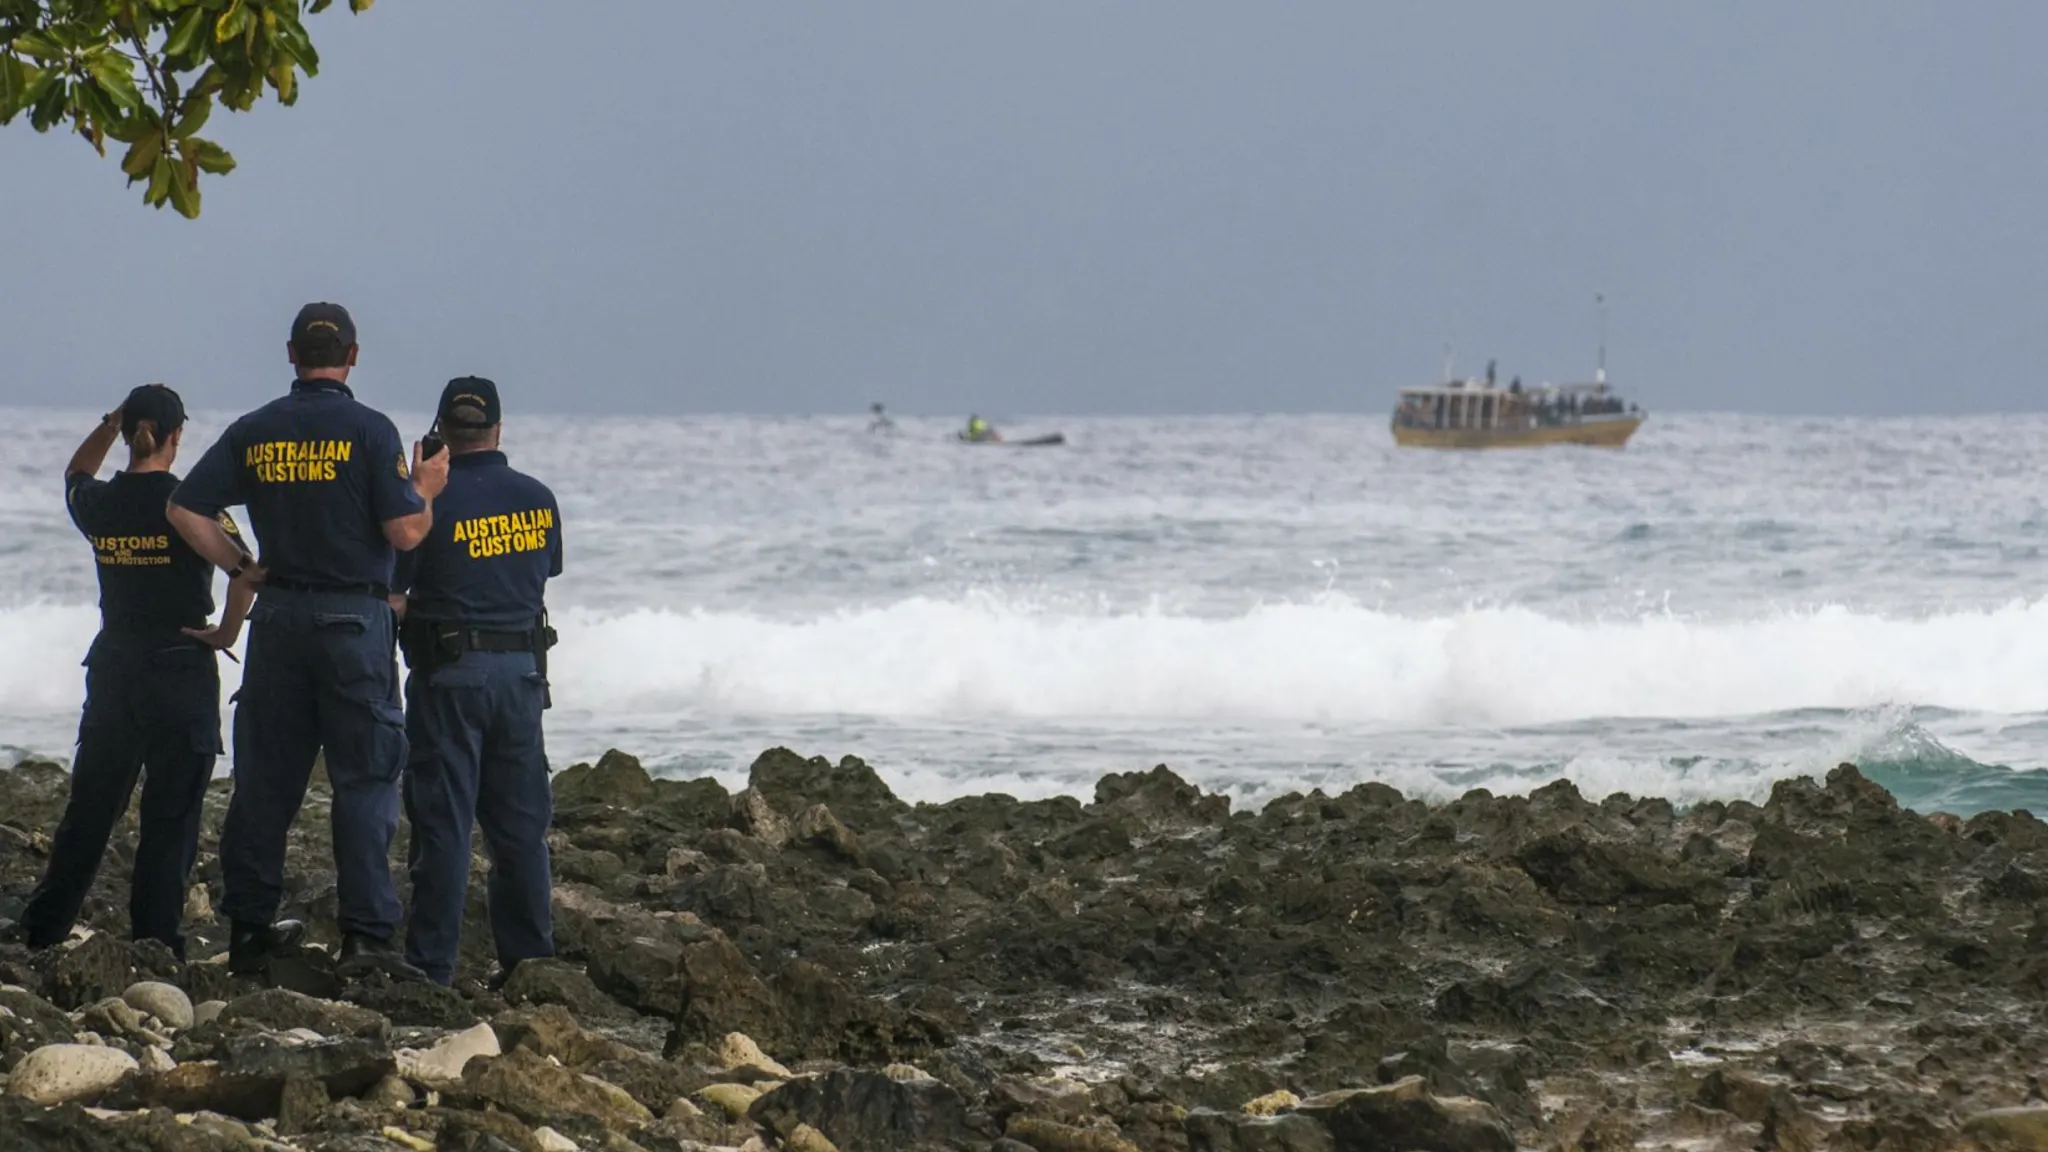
226 561 247 581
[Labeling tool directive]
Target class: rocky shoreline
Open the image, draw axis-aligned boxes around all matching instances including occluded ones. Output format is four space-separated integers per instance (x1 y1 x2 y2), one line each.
2 748 2047 1151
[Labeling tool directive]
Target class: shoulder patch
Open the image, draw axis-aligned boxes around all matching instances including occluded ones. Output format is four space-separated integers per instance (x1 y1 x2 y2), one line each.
396 451 410 480
218 511 244 539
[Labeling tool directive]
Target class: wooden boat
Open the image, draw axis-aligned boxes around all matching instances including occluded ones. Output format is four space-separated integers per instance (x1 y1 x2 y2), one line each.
1392 298 1644 449
1391 380 1643 449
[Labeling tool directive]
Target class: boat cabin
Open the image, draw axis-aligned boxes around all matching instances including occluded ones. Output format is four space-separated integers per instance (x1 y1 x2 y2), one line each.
1392 379 1634 432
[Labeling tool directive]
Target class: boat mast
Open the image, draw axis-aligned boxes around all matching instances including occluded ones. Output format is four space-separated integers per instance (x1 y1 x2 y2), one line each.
1595 292 1607 385
1442 342 1455 384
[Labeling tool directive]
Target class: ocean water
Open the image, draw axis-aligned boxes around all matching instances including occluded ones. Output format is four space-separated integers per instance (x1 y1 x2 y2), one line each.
5 407 2048 816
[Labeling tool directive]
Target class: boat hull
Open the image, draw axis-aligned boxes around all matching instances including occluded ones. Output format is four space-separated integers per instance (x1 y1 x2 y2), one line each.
957 432 1066 446
1391 416 1643 450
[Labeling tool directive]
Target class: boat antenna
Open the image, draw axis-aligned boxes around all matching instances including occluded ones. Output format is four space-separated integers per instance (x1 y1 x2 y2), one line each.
1442 342 1454 384
1595 292 1608 385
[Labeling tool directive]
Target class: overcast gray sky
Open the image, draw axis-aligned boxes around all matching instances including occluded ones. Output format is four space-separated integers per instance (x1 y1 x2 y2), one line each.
3 2 2043 416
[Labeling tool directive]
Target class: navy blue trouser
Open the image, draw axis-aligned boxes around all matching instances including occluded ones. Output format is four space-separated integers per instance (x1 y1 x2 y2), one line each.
22 637 220 958
402 648 554 984
220 589 408 939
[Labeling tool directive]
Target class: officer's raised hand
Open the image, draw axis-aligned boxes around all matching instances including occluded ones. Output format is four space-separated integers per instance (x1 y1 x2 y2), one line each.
411 439 450 502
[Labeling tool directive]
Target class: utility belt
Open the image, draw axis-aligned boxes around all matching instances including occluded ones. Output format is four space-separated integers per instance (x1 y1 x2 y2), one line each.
266 576 392 599
100 611 206 636
400 611 559 708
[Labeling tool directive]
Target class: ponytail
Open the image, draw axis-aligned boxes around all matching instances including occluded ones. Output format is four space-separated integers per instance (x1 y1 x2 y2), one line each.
129 420 159 460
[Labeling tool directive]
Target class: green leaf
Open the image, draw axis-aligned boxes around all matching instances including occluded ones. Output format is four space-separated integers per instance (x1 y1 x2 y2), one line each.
71 72 116 126
146 152 172 204
166 156 199 217
274 25 316 73
171 91 209 138
185 136 232 174
11 30 66 61
187 63 225 98
21 63 64 129
101 108 153 142
214 0 246 44
119 128 161 178
85 51 143 112
163 6 208 59
0 54 33 122
350 0 373 11
308 0 335 13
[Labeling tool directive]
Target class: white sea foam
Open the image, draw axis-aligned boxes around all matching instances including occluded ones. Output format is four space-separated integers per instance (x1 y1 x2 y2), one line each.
6 596 2048 729
4 596 2042 810
546 596 2048 725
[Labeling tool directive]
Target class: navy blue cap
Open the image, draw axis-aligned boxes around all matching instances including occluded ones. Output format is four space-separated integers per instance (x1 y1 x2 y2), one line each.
437 376 501 428
290 302 356 367
120 383 186 439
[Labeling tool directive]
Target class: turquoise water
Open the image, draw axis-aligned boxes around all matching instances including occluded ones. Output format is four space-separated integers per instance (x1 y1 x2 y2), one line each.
5 409 2048 815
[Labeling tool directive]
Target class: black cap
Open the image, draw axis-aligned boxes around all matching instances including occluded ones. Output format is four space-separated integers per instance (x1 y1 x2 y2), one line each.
289 302 357 367
120 383 186 439
437 376 501 428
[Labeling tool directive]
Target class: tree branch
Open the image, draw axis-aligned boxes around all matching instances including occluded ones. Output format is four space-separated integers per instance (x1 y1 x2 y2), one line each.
125 26 168 122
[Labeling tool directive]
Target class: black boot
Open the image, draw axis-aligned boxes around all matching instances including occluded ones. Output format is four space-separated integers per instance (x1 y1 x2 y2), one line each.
485 956 536 993
227 919 306 976
338 933 429 983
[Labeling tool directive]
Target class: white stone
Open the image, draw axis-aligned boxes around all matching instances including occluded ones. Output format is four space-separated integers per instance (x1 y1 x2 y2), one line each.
533 1126 580 1152
138 1047 176 1075
281 1028 325 1045
7 1044 140 1105
367 1074 416 1110
715 1032 792 1079
122 982 196 1031
82 998 145 1036
397 1021 501 1085
380 1127 436 1152
184 884 212 926
192 1000 227 1027
699 1081 765 1120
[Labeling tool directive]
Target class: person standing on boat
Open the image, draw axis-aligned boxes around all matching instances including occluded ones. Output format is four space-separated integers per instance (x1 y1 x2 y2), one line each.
964 415 1001 442
12 385 255 959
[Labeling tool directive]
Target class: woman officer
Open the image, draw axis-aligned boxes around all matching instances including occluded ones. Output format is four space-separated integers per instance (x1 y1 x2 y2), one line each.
13 385 256 959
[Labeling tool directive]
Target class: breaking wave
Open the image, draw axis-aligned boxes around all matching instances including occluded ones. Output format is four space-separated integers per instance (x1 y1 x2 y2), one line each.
545 595 2048 724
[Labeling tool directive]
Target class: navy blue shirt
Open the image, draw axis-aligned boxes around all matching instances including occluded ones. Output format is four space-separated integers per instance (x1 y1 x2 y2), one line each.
67 470 245 634
171 380 424 589
393 450 562 629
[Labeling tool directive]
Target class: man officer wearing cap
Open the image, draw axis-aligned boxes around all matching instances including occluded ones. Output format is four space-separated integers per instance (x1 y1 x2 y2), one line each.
392 378 562 986
167 303 449 981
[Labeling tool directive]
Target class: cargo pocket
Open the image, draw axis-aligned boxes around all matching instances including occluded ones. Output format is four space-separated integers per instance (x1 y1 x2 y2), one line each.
189 719 225 757
318 611 399 705
333 698 410 787
75 662 115 745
